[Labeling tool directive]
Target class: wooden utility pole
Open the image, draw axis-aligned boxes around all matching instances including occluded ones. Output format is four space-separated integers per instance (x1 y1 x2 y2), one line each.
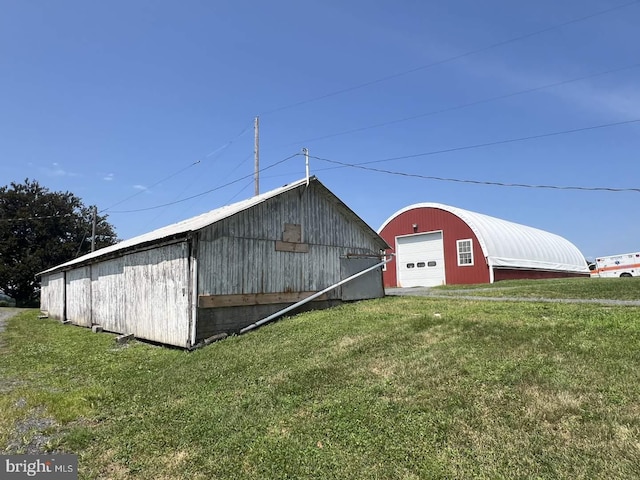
302 147 310 185
91 206 97 252
254 116 260 196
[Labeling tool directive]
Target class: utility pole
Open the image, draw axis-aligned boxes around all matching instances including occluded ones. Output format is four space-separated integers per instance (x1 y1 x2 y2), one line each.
254 116 260 196
302 147 310 185
91 206 97 252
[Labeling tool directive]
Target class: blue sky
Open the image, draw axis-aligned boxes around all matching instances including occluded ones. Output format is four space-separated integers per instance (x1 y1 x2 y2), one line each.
1 0 639 261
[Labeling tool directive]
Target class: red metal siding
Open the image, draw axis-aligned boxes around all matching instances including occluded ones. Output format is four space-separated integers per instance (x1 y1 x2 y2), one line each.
379 207 489 287
494 269 588 281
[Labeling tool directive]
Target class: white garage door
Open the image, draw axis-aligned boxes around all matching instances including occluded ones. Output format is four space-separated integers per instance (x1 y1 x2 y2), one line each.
397 232 446 287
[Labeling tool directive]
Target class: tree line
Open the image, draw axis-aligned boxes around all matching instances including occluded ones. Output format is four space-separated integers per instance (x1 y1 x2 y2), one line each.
0 179 118 306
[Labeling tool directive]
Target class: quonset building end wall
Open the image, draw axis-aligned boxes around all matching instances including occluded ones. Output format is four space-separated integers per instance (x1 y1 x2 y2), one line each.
378 203 589 288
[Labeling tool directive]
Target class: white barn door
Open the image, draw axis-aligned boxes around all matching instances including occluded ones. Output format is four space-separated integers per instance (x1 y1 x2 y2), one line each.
396 232 446 287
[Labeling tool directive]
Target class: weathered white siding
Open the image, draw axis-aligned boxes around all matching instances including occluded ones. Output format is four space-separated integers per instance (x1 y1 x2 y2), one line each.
89 243 190 347
123 243 190 346
198 238 351 295
91 257 127 332
66 267 91 326
197 183 381 296
41 272 65 320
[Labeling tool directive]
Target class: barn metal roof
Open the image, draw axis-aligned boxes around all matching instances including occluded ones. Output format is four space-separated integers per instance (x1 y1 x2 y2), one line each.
379 203 589 273
40 176 387 275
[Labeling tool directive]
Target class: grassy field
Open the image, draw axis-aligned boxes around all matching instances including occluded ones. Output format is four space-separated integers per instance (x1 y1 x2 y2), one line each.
433 276 640 300
1 278 640 479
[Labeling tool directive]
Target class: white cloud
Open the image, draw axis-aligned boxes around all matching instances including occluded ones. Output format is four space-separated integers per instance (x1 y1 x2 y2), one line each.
555 82 640 118
133 184 151 193
454 55 640 119
42 163 78 177
104 173 115 181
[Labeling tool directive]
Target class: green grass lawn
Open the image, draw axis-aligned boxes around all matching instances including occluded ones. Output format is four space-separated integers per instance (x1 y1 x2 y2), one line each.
433 276 640 300
1 280 640 479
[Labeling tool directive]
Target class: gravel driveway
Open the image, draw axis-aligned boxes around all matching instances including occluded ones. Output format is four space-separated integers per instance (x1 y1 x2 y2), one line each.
385 287 640 306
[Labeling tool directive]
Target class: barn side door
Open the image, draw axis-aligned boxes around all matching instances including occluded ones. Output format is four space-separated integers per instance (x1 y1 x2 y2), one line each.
340 255 384 301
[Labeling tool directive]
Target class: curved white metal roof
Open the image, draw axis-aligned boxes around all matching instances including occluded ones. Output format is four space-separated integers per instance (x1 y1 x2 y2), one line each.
379 203 589 273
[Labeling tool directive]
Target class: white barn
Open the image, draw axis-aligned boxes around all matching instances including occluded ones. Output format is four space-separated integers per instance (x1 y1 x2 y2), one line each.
39 177 388 348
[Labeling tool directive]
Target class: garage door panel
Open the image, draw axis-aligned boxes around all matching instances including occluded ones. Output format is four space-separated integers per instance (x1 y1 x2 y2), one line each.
397 232 445 287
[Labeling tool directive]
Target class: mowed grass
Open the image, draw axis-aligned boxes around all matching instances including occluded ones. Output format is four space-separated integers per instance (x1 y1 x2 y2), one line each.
433 276 640 300
1 280 640 479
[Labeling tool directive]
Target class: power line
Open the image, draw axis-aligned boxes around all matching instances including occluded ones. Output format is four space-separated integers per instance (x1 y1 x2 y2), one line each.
225 178 256 204
108 153 301 213
138 151 255 231
100 119 254 214
202 121 254 159
107 117 640 214
100 162 199 214
0 213 74 223
311 157 640 193
260 0 640 116
280 62 640 147
311 118 640 168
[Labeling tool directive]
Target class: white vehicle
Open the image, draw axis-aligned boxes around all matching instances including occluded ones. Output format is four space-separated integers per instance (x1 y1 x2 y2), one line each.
589 252 640 278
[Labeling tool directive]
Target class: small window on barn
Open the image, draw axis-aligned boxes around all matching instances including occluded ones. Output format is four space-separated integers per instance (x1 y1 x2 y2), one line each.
417 262 426 268
427 261 437 267
406 263 415 269
457 239 473 266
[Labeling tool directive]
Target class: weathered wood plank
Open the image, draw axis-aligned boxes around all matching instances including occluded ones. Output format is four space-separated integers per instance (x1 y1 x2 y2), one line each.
275 240 309 253
283 223 302 243
198 291 327 308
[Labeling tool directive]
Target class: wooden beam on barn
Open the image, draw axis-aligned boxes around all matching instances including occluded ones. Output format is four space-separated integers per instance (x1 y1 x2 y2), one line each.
275 241 309 253
198 291 328 308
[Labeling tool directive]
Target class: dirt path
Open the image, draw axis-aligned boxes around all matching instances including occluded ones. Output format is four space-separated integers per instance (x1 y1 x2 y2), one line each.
0 308 21 348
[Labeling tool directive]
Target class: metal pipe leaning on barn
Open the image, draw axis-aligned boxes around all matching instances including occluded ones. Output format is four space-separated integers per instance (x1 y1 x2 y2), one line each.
239 255 394 334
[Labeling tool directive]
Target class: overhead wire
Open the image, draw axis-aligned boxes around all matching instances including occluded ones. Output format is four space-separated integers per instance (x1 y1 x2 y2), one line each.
98 2 640 218
0 213 74 223
311 156 640 193
259 0 640 116
312 118 640 168
278 62 640 147
100 162 199 214
308 118 640 193
109 116 640 214
59 2 640 223
137 132 254 231
332 161 639 193
108 152 301 213
0 212 96 254
100 119 254 214
225 178 257 204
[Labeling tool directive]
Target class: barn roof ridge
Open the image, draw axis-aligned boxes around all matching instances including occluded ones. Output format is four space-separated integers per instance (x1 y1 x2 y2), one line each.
39 176 386 275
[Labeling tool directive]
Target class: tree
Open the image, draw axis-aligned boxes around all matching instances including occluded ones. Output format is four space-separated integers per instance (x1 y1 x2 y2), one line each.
0 179 118 306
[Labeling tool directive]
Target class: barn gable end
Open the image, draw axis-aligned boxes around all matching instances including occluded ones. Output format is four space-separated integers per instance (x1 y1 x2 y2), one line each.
194 180 386 340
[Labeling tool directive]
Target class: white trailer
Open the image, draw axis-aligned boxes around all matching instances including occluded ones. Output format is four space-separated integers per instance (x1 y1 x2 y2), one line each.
589 252 640 278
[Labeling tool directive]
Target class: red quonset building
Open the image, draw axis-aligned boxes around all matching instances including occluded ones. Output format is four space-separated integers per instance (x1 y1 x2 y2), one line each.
378 203 590 287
